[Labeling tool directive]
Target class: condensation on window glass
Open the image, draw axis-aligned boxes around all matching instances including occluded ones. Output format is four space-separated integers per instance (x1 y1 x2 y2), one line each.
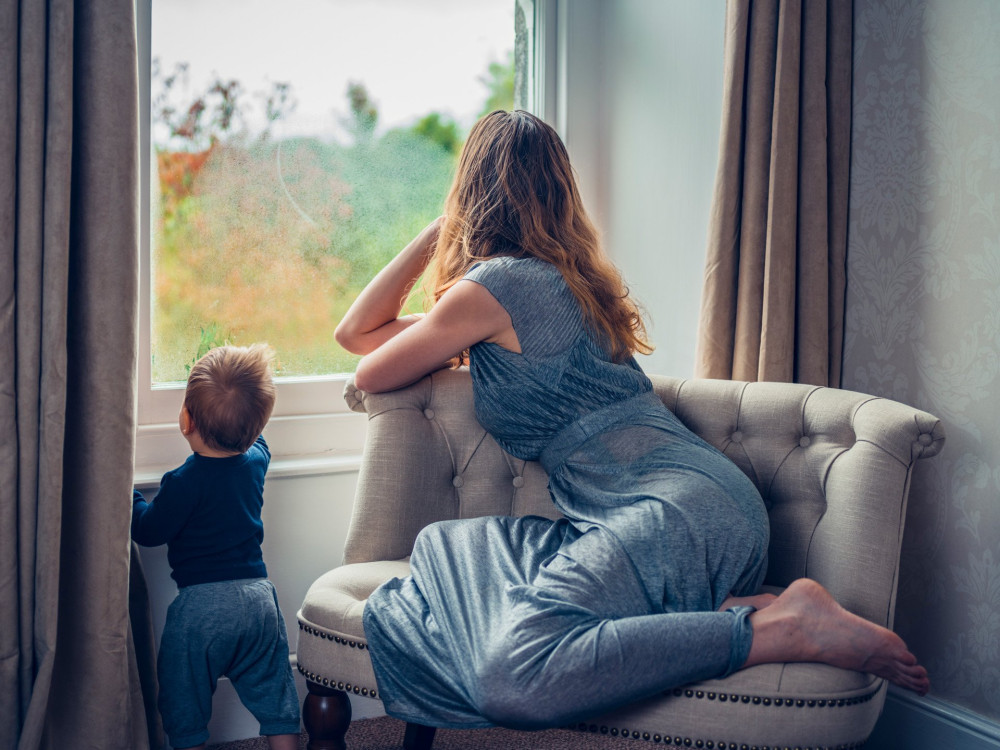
150 0 519 383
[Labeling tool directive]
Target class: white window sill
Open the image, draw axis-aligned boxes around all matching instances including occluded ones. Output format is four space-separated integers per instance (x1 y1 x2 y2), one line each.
133 454 364 489
133 409 367 487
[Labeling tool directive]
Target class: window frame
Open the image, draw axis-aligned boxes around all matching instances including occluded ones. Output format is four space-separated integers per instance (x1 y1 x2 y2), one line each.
134 0 559 480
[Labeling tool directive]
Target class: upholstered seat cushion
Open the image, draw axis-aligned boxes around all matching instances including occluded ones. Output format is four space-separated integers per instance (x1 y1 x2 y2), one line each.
297 560 885 749
297 560 409 702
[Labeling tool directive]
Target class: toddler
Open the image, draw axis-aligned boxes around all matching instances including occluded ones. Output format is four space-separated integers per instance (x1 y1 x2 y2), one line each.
132 344 300 750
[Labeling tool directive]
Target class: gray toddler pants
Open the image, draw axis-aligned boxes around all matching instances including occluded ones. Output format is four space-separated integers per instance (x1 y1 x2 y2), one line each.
158 578 300 748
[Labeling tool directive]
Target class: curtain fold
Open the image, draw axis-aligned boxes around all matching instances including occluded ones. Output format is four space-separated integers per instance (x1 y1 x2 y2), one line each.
0 1 158 747
694 0 853 386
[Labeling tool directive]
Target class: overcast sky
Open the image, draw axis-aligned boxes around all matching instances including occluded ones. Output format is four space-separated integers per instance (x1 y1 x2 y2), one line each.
153 0 515 141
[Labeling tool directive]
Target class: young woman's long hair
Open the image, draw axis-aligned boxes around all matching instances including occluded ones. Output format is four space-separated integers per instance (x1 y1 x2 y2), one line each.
425 110 652 362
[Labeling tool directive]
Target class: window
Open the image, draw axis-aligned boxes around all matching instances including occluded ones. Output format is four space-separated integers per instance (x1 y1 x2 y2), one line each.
135 0 553 479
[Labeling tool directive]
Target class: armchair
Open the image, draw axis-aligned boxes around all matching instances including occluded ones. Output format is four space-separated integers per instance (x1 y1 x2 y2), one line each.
297 369 943 750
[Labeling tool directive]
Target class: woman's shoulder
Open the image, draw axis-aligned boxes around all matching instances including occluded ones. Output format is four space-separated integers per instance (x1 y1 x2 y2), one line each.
463 255 578 347
464 255 560 285
464 256 566 310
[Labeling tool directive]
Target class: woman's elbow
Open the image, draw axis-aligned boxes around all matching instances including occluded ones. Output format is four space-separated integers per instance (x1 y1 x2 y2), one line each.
334 319 366 355
352 358 388 394
351 363 373 393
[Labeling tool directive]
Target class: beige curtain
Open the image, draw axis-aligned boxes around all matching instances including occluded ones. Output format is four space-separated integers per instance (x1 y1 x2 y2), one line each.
0 1 159 748
695 0 853 386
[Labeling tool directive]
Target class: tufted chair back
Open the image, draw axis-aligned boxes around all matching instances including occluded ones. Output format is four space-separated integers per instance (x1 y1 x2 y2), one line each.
341 368 944 629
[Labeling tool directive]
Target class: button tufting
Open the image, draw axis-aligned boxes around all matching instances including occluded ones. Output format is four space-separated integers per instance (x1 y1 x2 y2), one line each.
512 476 525 488
731 431 743 443
452 476 464 488
799 436 811 447
918 433 933 446
423 408 435 420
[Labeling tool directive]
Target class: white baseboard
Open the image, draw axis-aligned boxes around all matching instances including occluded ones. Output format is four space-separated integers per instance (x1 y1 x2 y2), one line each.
866 688 1000 750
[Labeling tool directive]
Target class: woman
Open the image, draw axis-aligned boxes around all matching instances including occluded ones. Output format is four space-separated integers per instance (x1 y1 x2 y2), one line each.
335 110 928 730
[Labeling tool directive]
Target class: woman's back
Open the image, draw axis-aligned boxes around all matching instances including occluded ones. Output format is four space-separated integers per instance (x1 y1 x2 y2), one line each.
464 256 652 462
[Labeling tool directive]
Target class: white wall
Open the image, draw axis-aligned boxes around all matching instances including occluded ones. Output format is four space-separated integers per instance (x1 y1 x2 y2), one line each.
603 0 726 378
558 0 726 378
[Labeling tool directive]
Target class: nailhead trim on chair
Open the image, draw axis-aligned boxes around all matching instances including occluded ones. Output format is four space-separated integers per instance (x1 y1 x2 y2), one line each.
668 686 879 709
296 662 379 699
566 722 869 749
560 686 880 748
297 621 379 699
299 621 368 650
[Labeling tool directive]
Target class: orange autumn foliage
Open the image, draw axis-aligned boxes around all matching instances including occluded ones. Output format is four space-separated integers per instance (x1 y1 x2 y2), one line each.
157 147 213 217
152 142 355 380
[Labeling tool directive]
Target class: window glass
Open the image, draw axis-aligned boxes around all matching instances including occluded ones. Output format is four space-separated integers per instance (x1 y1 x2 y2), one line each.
150 0 517 383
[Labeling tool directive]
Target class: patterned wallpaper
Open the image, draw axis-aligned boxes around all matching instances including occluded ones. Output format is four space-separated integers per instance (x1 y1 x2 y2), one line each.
843 0 1000 721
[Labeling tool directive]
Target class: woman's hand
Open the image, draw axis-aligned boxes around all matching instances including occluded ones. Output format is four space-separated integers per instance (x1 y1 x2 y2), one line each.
334 217 443 355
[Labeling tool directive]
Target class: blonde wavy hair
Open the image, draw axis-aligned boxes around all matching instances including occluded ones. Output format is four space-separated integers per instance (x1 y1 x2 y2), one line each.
425 110 652 362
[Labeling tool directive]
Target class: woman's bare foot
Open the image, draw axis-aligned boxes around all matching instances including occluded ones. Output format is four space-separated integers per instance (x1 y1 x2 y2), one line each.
744 579 930 695
719 592 777 612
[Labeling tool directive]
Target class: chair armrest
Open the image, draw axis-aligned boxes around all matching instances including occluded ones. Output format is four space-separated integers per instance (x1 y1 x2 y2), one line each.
341 370 468 564
341 368 559 563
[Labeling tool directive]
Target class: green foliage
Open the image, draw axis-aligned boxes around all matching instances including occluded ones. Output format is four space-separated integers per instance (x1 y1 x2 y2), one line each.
152 57 294 150
152 127 454 382
479 51 516 116
262 82 295 127
328 130 454 284
343 81 379 145
184 324 231 374
411 112 461 154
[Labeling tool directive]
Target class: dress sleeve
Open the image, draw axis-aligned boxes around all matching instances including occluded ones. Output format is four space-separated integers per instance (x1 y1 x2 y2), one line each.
463 258 519 312
464 257 580 358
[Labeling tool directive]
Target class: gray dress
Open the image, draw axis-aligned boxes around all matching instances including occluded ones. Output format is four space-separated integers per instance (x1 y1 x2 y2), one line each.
363 256 769 730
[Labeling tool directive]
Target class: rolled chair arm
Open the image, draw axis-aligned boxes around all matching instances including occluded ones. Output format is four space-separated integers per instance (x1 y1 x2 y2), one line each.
651 375 944 626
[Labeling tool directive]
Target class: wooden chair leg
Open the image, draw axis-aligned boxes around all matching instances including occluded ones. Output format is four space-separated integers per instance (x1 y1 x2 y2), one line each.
303 681 352 750
403 722 437 750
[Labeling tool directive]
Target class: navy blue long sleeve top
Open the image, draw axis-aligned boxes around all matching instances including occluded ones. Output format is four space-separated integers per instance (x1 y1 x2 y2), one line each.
132 436 270 588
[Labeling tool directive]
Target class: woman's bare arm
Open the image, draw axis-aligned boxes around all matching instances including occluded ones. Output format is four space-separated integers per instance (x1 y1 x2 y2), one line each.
334 218 442 355
352 280 512 393
336 217 517 393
